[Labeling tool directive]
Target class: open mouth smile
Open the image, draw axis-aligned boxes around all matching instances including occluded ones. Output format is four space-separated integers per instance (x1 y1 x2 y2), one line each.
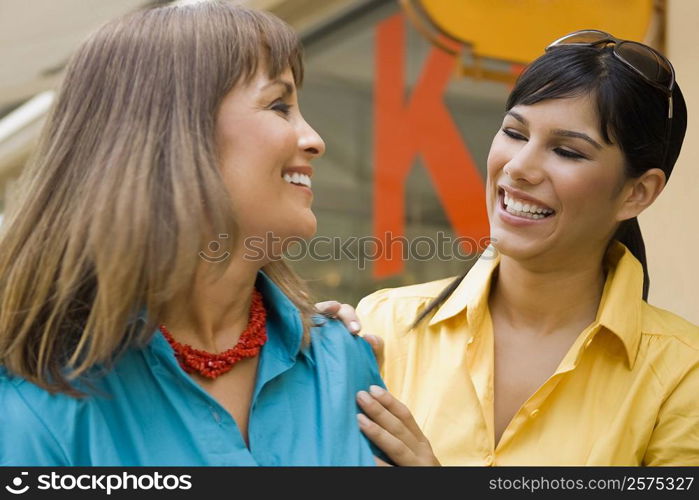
498 188 556 221
282 172 311 188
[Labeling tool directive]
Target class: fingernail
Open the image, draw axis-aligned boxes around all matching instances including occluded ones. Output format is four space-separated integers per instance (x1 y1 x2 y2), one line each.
357 390 372 403
356 413 370 426
349 321 361 333
369 385 385 397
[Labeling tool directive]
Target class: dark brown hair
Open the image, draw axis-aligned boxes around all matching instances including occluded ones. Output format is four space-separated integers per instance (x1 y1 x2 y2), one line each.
413 42 687 327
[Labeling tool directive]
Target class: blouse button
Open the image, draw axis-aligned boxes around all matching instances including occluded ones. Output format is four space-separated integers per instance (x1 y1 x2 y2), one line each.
530 408 540 418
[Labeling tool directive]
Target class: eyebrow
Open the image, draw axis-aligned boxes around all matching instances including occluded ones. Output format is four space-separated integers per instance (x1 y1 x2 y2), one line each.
506 110 603 150
261 79 294 97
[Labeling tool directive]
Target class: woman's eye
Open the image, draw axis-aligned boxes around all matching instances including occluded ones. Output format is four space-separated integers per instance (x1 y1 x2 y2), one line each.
270 100 291 116
554 148 587 160
502 128 527 141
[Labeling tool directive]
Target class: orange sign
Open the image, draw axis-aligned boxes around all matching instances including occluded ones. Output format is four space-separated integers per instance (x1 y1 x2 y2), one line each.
409 0 655 64
373 14 488 278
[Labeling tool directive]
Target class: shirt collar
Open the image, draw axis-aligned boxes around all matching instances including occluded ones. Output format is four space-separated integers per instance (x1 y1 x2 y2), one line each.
255 270 312 363
595 241 643 369
428 242 643 369
428 246 500 328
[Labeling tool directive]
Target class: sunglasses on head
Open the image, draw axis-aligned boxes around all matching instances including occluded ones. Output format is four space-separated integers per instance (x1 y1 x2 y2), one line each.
546 29 675 119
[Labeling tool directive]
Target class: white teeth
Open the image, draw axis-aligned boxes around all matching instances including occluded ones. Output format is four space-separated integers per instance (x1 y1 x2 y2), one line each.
283 172 312 188
501 190 554 218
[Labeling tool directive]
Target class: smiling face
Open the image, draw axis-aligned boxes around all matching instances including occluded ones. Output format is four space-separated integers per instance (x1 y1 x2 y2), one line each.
486 94 631 265
215 64 325 248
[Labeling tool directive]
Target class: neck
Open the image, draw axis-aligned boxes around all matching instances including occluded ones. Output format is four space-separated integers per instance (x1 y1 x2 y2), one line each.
161 248 263 352
489 249 607 336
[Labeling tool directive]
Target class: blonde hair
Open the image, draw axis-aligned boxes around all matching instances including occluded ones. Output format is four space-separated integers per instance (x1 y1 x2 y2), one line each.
0 1 316 395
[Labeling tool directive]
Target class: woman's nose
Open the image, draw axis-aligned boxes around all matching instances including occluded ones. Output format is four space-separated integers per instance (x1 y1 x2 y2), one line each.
298 118 325 159
503 143 545 184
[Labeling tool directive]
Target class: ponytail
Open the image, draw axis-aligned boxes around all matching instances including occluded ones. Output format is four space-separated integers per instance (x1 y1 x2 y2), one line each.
613 217 649 300
410 273 466 330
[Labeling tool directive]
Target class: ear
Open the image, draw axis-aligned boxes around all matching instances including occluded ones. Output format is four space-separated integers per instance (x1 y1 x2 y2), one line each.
616 168 666 221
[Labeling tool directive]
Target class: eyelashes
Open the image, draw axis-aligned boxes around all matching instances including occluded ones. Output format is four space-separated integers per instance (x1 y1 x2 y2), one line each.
270 99 292 116
502 128 526 141
501 128 588 161
554 148 586 160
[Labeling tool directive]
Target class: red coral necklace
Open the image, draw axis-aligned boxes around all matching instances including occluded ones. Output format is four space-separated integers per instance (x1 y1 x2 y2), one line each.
159 289 267 379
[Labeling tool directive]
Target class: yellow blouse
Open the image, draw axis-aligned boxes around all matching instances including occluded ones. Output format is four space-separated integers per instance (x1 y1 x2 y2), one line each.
356 242 699 465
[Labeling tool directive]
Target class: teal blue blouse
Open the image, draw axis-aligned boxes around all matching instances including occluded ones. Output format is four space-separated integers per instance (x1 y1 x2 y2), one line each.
0 272 383 466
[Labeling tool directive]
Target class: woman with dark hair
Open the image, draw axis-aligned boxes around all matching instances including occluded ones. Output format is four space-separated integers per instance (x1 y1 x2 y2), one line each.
325 30 698 465
0 2 384 466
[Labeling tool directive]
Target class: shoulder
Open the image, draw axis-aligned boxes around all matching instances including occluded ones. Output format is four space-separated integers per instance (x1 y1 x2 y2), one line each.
356 276 458 319
310 318 383 395
641 302 699 350
310 316 376 362
359 276 458 305
0 368 73 465
639 303 699 385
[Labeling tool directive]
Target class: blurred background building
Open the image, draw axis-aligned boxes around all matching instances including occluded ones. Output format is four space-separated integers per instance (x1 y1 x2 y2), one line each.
0 0 696 322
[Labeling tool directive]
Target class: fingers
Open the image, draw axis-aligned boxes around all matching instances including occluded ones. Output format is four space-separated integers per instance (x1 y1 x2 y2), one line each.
356 386 440 466
363 335 385 370
373 456 393 467
336 303 361 334
357 412 414 465
314 300 361 334
315 300 341 317
359 386 423 446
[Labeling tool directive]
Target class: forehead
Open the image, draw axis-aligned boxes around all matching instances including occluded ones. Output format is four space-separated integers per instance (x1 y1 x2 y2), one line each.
237 63 296 93
509 94 601 130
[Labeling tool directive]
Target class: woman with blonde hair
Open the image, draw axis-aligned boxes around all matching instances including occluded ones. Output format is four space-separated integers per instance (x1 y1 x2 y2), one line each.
0 1 383 466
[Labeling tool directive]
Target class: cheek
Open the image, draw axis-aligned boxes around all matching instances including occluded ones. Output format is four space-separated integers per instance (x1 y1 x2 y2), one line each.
486 135 516 179
556 169 620 218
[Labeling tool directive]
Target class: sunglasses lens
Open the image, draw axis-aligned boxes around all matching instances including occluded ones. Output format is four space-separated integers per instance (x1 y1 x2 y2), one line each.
616 42 674 88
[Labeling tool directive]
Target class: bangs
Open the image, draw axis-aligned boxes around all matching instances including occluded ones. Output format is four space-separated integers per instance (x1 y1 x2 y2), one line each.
213 3 304 87
507 45 617 145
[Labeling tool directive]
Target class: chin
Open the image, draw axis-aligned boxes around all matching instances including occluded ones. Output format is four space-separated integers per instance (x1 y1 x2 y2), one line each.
490 228 544 262
286 213 317 240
